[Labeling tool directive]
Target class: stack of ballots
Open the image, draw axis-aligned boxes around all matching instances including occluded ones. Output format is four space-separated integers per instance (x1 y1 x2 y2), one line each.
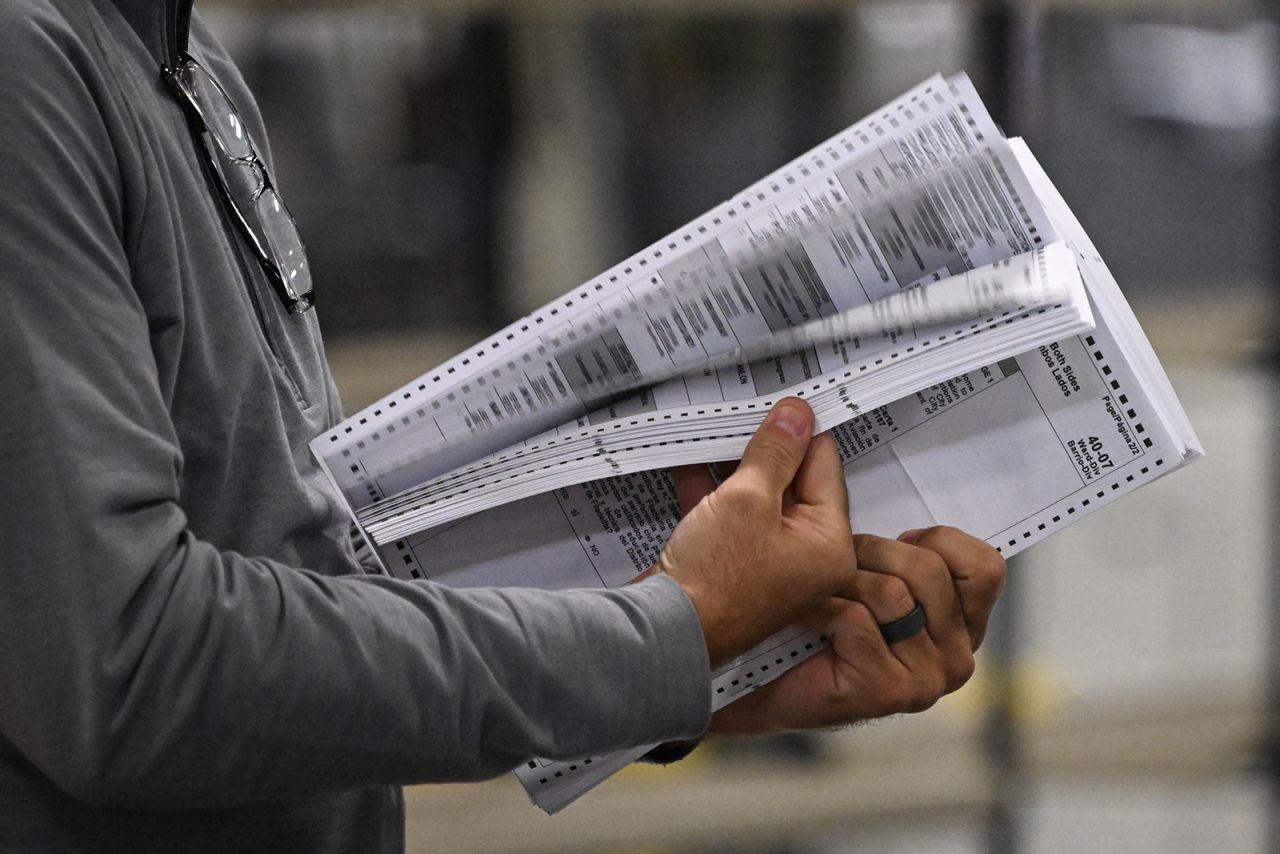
311 73 1202 813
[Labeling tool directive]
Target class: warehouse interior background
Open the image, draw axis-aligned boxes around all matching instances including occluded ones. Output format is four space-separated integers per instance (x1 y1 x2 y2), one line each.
204 0 1278 851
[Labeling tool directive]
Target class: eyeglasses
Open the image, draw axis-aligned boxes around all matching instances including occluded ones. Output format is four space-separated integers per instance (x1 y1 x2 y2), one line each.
163 54 315 314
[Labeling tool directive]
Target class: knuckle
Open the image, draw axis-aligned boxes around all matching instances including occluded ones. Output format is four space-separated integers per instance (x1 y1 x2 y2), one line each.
896 682 934 714
826 602 877 654
946 652 977 692
843 600 877 629
979 551 1008 588
906 696 936 714
846 610 885 657
912 525 946 548
841 600 871 623
912 672 947 712
877 679 912 716
923 525 964 547
876 671 943 716
878 576 915 615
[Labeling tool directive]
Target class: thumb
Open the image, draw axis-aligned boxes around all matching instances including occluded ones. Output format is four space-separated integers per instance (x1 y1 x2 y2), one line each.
731 397 814 501
791 431 850 517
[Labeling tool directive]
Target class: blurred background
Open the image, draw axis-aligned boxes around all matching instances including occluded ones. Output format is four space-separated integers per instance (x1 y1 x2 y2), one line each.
205 0 1276 850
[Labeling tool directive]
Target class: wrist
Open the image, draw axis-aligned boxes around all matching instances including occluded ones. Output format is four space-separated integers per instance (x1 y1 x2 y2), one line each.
656 560 734 669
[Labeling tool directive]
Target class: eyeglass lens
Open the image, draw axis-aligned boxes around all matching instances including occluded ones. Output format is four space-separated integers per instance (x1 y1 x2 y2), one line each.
257 190 310 297
178 63 253 162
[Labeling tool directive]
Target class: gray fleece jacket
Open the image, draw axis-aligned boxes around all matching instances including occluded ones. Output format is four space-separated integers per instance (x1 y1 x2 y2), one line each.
0 1 710 850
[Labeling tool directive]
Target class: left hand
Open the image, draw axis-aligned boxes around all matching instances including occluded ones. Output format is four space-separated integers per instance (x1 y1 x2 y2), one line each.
709 525 1005 733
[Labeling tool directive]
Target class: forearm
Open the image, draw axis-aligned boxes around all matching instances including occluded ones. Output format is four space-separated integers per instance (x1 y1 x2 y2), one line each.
0 338 709 809
0 518 709 809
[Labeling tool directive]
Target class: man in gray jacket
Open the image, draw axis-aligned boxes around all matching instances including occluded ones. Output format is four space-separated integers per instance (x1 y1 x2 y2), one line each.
0 0 1005 851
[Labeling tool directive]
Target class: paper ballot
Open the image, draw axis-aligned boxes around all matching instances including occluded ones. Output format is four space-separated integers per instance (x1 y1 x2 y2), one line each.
311 74 1201 813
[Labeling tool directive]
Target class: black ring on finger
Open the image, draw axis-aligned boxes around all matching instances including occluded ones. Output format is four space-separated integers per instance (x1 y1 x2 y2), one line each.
879 603 927 644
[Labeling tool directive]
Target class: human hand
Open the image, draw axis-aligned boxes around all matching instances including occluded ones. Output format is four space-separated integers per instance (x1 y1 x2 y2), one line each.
709 526 1006 734
652 397 858 668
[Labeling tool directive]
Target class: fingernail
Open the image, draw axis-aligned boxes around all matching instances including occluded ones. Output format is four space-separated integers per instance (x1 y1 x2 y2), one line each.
765 401 810 439
899 528 925 545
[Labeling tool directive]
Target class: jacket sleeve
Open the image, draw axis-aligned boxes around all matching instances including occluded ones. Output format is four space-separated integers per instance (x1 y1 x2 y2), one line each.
0 4 709 810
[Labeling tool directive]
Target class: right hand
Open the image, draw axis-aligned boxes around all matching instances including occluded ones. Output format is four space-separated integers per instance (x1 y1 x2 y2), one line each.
651 397 858 667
